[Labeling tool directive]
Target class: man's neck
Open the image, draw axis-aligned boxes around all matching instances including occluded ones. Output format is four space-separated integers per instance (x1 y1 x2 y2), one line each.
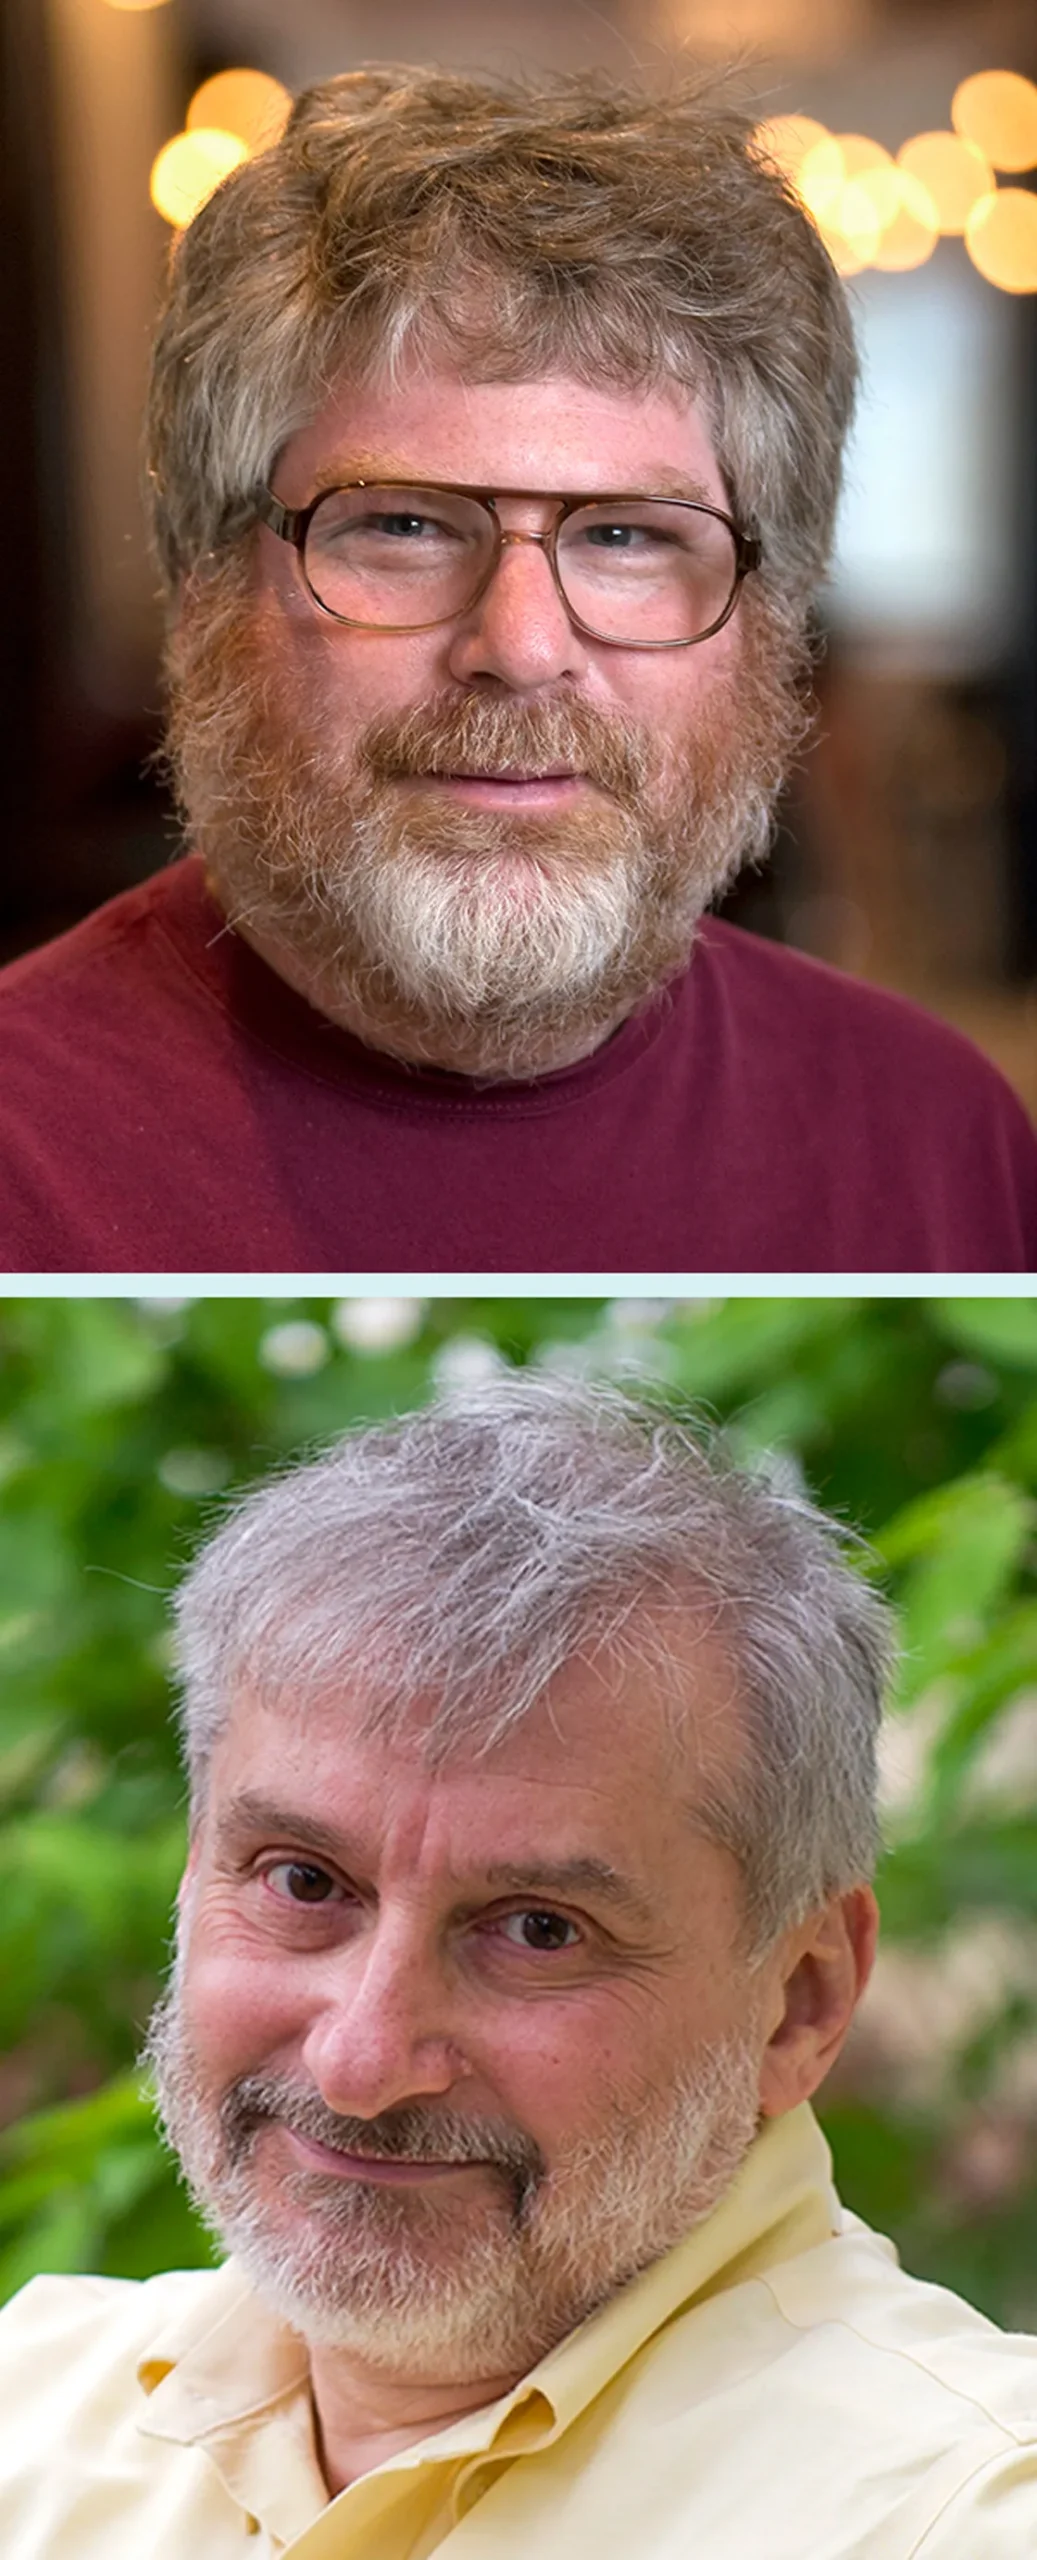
224 906 626 1082
308 2346 523 2496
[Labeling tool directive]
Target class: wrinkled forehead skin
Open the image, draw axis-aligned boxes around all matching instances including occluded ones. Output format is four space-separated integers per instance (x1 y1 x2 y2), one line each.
186 1617 754 1978
188 1596 751 1922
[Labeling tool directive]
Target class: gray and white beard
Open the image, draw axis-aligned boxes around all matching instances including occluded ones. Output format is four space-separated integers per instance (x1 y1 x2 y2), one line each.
163 561 811 1080
143 1965 764 2383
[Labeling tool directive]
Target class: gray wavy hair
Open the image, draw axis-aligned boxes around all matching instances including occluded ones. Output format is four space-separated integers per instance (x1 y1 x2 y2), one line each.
171 1372 893 1956
145 63 858 626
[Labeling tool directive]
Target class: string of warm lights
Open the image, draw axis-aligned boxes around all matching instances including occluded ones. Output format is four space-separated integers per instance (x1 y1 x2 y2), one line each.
139 52 1037 293
755 71 1037 290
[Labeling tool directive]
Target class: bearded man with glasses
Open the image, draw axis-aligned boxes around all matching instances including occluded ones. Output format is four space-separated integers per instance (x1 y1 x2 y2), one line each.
0 66 1033 1272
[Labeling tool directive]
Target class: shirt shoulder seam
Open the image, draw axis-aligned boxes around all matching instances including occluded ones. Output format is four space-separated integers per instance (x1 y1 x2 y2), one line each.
757 2282 1037 2447
906 2439 1037 2556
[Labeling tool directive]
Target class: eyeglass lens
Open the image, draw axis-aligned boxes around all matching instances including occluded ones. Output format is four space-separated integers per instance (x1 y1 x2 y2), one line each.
302 486 740 642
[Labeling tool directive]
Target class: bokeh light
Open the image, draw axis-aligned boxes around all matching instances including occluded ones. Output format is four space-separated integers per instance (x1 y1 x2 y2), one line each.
834 134 900 224
897 131 995 235
869 170 940 272
103 1 174 10
798 135 847 223
751 114 831 187
965 187 1037 292
816 210 879 276
829 179 883 261
952 69 1037 173
150 129 249 230
186 69 292 153
797 135 907 272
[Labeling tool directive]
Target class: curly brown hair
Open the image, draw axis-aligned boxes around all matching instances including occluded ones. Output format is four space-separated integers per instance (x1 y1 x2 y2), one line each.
145 63 858 626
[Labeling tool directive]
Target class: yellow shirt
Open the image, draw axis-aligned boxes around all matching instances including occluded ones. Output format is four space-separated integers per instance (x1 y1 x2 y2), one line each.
1 2105 1035 2557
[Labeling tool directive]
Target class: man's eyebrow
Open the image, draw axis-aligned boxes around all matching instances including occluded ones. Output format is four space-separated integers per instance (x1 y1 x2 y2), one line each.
479 1857 656 1924
308 451 425 493
214 1789 655 1924
216 1790 355 1864
640 466 720 506
305 456 718 509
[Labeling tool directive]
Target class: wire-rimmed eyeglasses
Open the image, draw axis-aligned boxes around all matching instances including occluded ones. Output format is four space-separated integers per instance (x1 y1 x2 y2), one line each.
254 479 763 651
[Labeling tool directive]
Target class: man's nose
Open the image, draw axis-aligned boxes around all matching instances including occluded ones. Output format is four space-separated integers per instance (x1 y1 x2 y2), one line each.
446 532 590 691
299 1921 471 2119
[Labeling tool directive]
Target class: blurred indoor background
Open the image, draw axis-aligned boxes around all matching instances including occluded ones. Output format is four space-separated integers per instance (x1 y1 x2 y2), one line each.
3 0 1036 1108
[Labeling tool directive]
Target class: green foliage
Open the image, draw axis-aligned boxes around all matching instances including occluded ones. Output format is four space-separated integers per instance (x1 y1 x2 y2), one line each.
1 1295 1036 2330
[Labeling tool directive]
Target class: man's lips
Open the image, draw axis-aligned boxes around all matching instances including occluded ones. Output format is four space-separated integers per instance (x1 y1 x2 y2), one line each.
282 2125 491 2183
441 769 579 781
395 769 590 807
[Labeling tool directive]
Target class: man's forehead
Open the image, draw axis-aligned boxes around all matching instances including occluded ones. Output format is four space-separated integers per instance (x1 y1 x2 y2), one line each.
276 366 724 507
204 1621 743 1865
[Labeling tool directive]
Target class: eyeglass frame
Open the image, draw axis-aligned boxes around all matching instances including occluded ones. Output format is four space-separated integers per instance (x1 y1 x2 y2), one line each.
253 478 763 651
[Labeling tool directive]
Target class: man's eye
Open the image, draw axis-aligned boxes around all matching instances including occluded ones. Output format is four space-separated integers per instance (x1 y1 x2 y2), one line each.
364 512 452 540
586 522 641 545
263 1860 340 1905
582 521 666 550
495 1910 581 1953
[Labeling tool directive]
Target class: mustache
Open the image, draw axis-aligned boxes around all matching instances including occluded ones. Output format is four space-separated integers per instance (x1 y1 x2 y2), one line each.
221 2071 544 2205
357 694 653 809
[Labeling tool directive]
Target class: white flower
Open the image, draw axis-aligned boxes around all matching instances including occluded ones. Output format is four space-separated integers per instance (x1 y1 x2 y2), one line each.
431 1336 506 1392
332 1297 426 1354
157 1446 233 1496
259 1320 331 1378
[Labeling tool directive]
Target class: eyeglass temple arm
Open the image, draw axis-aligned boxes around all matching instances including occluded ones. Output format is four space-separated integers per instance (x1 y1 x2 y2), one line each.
254 490 301 544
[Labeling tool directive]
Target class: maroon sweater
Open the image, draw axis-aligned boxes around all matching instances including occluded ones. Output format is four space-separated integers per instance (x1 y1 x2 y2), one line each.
0 856 1033 1272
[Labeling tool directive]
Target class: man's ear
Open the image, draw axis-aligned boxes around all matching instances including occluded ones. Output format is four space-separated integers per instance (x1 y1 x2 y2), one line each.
757 1886 878 2119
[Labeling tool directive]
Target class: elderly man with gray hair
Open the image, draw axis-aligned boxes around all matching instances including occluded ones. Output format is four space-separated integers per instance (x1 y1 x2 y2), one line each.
1 1374 1035 2556
0 67 1034 1272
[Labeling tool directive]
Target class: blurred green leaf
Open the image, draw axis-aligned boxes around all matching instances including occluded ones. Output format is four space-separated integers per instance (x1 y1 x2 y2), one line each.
0 2194 104 2301
811 2101 933 2229
925 1603 1037 1816
877 1819 1037 1936
665 1297 863 1403
930 1297 1037 1372
874 1475 1034 1705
